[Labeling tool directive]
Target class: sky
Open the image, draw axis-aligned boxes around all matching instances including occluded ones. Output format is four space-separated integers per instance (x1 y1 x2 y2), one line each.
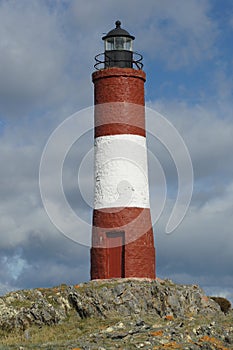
0 0 233 302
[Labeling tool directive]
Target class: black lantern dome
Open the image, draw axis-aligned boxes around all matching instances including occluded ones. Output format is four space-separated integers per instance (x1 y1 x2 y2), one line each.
103 20 134 68
94 21 143 70
102 20 135 41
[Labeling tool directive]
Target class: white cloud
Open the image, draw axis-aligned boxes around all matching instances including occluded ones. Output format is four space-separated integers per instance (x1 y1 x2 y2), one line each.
69 0 218 69
0 0 91 117
148 98 233 183
0 0 220 119
0 0 231 295
146 75 233 295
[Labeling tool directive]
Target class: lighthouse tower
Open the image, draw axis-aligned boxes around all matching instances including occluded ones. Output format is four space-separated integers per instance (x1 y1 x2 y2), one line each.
91 21 156 279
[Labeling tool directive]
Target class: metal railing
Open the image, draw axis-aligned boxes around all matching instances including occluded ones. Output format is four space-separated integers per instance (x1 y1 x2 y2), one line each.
94 52 143 70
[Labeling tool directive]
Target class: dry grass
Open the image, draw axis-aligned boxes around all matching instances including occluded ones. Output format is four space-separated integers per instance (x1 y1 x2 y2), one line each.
0 310 121 349
0 301 232 349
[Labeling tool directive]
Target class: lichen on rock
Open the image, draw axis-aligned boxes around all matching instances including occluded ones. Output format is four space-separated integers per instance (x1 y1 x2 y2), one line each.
0 278 223 332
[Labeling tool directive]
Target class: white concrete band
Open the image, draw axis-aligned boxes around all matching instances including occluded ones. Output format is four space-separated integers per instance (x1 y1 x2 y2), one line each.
94 134 150 209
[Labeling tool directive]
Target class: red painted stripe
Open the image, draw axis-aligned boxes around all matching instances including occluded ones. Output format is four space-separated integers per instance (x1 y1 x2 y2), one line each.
92 207 154 246
94 102 146 137
95 124 145 137
93 70 145 105
93 68 146 137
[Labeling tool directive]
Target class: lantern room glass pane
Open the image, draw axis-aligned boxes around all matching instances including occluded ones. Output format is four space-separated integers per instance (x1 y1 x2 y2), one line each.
105 38 114 51
115 37 124 50
125 38 133 51
105 37 133 51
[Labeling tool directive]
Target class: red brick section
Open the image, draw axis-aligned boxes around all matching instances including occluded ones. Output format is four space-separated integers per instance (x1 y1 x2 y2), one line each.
92 68 146 138
92 68 146 104
91 244 155 279
92 207 155 245
91 207 156 279
91 67 156 280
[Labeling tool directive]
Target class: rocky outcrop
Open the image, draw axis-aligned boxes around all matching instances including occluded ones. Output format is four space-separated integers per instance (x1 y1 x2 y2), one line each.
69 278 221 320
0 285 70 331
0 278 222 331
82 316 233 350
0 279 232 349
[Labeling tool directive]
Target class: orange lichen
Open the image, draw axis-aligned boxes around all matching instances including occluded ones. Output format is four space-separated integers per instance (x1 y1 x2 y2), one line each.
164 315 174 321
198 336 229 350
201 295 209 303
161 341 182 349
150 330 164 336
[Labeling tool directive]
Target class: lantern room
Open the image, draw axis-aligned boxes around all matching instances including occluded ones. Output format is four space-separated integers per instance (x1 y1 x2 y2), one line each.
103 20 134 51
102 20 135 69
94 20 143 70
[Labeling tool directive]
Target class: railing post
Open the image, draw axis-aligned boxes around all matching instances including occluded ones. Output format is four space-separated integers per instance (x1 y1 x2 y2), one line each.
94 52 143 70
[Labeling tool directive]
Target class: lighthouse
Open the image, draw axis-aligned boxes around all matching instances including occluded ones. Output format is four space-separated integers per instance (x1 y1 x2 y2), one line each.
91 21 156 279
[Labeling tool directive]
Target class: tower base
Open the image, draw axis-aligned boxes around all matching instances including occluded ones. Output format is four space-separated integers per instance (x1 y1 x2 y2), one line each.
91 207 156 280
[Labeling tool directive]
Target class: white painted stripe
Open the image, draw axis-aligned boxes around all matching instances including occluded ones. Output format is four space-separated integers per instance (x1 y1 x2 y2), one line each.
94 134 150 209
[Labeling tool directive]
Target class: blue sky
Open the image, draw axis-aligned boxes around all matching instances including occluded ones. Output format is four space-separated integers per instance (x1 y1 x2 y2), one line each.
0 0 233 302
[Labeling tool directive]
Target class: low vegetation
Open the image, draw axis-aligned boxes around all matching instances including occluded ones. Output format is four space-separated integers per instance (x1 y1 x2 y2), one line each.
0 279 232 349
210 296 232 314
